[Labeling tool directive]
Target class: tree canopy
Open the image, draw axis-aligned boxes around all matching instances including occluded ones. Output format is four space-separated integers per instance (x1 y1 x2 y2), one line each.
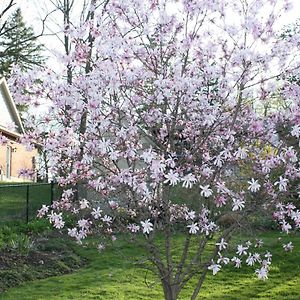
6 1 300 299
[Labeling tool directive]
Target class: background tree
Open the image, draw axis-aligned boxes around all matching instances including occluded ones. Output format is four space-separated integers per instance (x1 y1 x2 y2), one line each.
0 0 15 36
0 8 45 77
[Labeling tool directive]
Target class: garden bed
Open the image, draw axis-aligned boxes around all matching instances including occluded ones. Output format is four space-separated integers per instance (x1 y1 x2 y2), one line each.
0 230 86 293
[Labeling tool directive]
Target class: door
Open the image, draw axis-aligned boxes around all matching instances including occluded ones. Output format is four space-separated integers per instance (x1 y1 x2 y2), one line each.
6 145 11 179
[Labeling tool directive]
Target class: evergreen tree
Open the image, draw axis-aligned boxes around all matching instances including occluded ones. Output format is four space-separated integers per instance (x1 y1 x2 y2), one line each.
0 8 45 77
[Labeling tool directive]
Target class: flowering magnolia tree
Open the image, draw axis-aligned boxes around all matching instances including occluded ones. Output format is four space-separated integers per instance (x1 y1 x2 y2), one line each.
7 0 300 299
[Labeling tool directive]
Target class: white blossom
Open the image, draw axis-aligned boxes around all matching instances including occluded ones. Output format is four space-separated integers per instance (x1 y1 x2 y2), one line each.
164 170 180 186
182 173 197 188
141 219 153 234
216 238 228 250
291 124 300 138
247 178 261 192
281 221 292 233
231 257 242 268
255 267 268 280
232 198 245 211
97 243 105 252
200 185 213 197
208 263 221 275
102 215 113 224
185 210 196 220
187 223 199 234
127 224 140 233
234 147 248 159
283 242 293 252
236 244 248 256
91 207 102 219
274 176 289 192
79 199 89 209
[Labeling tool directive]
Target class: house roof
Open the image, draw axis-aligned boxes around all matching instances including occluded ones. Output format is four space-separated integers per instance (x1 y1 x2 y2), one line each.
0 77 25 137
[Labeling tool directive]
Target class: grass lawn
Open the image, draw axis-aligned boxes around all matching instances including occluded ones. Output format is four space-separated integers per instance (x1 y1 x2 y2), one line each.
0 231 299 299
0 183 59 223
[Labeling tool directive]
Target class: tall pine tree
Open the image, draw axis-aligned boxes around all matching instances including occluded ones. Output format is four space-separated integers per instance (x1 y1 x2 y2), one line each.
0 8 45 77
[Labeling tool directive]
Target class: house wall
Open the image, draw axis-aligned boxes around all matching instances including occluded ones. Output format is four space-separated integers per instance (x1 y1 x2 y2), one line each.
0 139 37 182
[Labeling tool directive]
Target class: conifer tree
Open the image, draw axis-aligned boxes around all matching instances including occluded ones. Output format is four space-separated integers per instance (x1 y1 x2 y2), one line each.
0 8 45 77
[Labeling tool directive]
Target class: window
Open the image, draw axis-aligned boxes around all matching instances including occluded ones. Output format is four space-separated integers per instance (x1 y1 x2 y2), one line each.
6 145 12 179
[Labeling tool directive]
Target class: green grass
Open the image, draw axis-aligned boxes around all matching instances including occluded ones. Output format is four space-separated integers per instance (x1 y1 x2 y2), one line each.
0 231 299 299
0 183 60 223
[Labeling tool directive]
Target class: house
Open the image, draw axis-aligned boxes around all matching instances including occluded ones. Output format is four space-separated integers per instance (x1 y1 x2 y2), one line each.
0 78 37 182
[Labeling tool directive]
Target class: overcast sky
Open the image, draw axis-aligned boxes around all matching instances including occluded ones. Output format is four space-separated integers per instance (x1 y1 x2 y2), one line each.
9 0 300 71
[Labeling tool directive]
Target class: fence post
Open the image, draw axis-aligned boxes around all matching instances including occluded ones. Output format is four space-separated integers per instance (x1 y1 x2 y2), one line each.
26 184 29 223
50 181 54 206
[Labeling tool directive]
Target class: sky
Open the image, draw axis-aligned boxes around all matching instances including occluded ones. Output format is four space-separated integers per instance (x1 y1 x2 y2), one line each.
3 0 300 71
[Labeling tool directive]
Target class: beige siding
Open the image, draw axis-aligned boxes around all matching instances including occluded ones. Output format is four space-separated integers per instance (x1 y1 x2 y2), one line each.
0 139 37 182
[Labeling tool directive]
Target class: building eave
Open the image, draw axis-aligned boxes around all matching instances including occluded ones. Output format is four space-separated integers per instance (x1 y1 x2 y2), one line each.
0 77 25 135
0 125 22 140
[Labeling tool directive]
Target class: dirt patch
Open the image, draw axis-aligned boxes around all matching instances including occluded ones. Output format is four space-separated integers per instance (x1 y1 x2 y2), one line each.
0 234 86 293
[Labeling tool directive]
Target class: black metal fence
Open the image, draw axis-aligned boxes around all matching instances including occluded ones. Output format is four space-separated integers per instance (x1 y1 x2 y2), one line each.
0 182 60 224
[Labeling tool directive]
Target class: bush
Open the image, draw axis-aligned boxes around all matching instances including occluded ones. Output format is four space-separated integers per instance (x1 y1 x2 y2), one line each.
0 220 50 255
218 212 243 228
250 215 278 230
26 219 51 234
7 234 33 255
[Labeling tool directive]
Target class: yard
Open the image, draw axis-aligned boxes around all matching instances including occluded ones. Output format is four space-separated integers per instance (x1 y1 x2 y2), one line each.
0 185 299 299
0 231 299 300
1 0 300 299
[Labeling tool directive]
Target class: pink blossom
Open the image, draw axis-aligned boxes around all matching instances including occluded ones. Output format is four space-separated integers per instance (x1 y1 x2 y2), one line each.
37 205 49 218
0 134 8 145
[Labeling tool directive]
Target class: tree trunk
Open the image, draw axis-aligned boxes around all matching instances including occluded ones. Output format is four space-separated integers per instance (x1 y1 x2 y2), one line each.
162 281 179 300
